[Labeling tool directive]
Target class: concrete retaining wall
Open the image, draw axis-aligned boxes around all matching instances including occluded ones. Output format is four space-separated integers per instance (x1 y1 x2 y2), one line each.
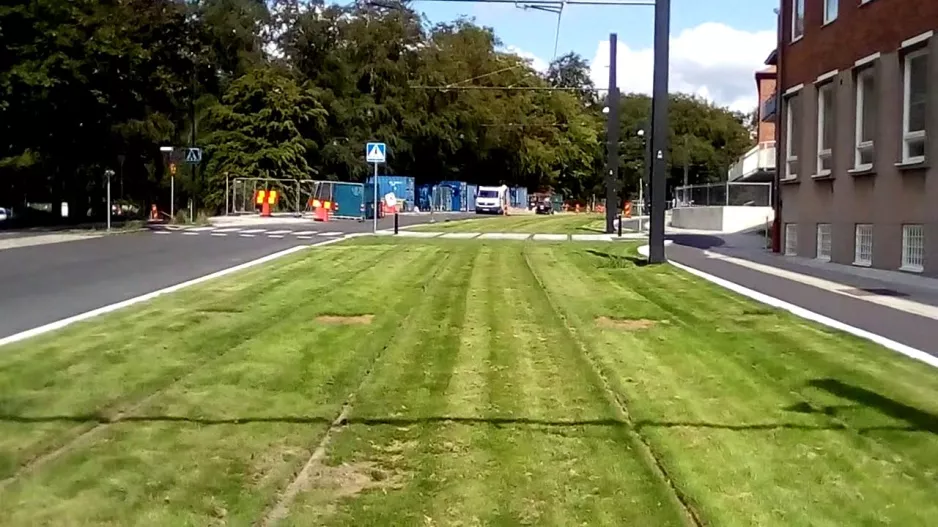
671 206 774 233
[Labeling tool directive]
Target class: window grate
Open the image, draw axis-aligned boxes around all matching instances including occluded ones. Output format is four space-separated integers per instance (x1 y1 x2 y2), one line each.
854 224 873 266
816 224 831 261
785 224 798 256
902 224 925 272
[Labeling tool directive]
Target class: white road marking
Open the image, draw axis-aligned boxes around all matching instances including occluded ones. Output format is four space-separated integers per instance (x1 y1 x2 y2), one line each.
319 232 342 236
478 233 531 240
268 235 285 239
571 234 613 242
240 229 267 234
154 231 170 235
210 233 227 237
239 234 256 238
211 228 240 233
636 244 938 370
266 230 293 235
188 226 215 232
0 237 350 348
183 232 199 236
292 231 317 236
297 236 313 240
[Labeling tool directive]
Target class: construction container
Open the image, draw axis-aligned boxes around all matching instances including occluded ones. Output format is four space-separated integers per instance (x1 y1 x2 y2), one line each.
510 187 529 208
466 184 478 210
417 184 433 211
438 181 469 211
364 175 415 210
435 185 454 211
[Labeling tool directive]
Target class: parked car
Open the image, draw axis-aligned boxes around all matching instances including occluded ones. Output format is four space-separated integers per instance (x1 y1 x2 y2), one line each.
0 207 9 222
535 198 553 215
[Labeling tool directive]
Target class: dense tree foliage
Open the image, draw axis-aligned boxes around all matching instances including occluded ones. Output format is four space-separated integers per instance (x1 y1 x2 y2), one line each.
0 0 752 220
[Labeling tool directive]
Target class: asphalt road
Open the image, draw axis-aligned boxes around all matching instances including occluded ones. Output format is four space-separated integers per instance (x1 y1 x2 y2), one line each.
0 213 474 340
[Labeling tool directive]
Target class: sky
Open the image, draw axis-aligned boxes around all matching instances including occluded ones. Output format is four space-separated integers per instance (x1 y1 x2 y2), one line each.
400 0 779 113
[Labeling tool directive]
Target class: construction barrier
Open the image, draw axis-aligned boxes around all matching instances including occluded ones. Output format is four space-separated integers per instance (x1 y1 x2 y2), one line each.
254 189 279 217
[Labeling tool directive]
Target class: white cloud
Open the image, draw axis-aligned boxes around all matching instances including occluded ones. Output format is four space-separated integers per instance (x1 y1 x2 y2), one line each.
505 45 550 73
589 23 776 112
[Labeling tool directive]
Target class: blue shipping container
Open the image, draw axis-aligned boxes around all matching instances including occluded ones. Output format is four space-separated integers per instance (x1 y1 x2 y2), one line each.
416 184 433 211
438 181 468 211
466 185 478 211
510 187 528 208
364 175 415 208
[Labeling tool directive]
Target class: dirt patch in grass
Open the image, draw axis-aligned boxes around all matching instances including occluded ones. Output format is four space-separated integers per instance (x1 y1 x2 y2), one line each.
308 460 405 499
595 317 663 330
315 315 374 325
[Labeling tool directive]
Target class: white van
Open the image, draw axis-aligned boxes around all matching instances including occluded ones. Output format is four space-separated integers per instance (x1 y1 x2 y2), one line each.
475 185 509 214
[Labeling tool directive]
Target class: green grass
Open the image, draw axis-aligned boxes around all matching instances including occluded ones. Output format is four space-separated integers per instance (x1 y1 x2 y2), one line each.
410 213 607 233
2 238 938 525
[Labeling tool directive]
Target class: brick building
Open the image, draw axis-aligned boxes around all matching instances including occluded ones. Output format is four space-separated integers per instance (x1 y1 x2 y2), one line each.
774 0 938 276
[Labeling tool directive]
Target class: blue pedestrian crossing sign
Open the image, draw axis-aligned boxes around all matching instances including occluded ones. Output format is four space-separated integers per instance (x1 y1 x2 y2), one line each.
365 142 386 164
185 147 202 164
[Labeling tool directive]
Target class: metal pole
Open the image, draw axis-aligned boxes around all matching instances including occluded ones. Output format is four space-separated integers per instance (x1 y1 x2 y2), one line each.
648 0 670 263
225 173 229 215
605 33 619 234
170 176 175 220
683 134 689 188
372 163 378 232
106 171 112 231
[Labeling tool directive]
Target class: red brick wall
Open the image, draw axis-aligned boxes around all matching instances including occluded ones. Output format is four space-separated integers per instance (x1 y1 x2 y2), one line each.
780 0 938 89
757 75 777 143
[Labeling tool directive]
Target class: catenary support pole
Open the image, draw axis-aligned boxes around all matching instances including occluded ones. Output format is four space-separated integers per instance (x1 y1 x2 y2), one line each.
373 163 378 233
605 33 619 234
648 0 670 263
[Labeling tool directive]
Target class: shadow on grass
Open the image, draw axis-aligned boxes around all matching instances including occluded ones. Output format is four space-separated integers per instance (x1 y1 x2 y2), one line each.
806 378 938 435
586 249 648 268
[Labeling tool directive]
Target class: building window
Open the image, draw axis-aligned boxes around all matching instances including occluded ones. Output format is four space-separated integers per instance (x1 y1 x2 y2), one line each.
823 0 838 24
902 224 925 272
791 0 804 41
817 83 834 175
855 67 876 169
785 224 798 256
816 224 832 261
902 49 928 163
785 94 801 179
854 224 873 266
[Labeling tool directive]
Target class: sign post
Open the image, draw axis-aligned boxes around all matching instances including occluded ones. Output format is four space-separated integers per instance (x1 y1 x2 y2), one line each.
366 142 387 233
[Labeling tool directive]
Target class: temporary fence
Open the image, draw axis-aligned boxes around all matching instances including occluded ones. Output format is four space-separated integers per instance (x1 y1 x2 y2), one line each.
227 177 305 215
673 182 772 207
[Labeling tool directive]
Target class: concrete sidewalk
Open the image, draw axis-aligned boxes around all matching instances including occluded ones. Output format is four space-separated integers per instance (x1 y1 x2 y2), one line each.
666 237 938 358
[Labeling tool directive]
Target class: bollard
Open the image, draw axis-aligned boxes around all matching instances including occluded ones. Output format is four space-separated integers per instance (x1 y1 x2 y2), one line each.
617 214 622 237
394 212 399 235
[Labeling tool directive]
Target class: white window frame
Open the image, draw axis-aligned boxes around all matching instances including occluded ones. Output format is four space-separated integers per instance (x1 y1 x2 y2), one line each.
854 224 873 266
902 49 928 164
785 224 798 256
817 83 834 176
791 0 805 42
823 0 838 24
854 67 875 170
784 94 799 179
816 224 832 261
901 224 925 272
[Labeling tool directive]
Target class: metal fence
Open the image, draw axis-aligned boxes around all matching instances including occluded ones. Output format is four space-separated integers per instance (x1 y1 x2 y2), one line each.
674 182 772 207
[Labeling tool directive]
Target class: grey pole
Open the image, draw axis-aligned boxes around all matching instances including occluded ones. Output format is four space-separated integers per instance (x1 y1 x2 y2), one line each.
605 33 619 234
225 173 230 216
373 163 379 233
648 0 670 263
105 169 115 231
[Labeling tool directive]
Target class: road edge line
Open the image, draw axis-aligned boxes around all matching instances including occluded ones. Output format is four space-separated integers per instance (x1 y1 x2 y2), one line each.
638 245 938 369
0 237 349 348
